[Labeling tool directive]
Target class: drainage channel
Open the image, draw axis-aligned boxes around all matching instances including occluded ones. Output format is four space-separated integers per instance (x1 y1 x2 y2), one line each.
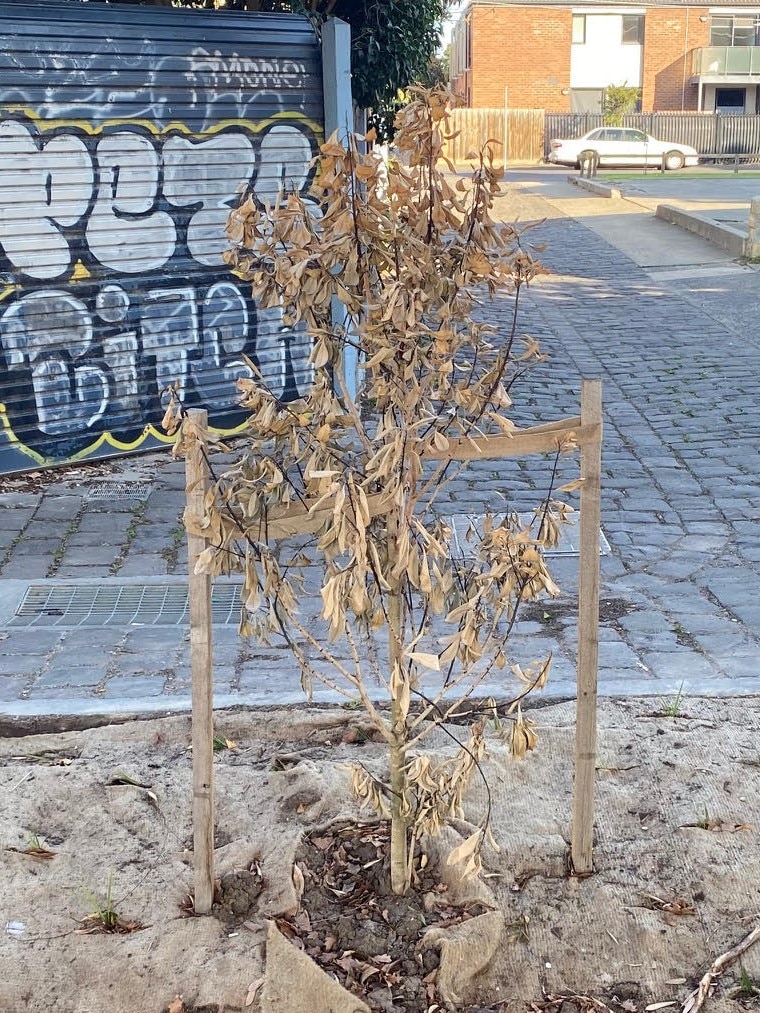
7 513 609 630
86 481 155 504
9 581 242 628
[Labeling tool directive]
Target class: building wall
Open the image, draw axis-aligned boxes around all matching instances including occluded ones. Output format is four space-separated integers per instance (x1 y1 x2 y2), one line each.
450 14 471 103
641 6 710 110
702 82 759 112
460 2 736 113
469 5 572 110
570 13 643 89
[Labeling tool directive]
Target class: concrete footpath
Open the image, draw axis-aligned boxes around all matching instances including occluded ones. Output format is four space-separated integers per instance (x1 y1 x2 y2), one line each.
572 170 760 257
1 171 759 724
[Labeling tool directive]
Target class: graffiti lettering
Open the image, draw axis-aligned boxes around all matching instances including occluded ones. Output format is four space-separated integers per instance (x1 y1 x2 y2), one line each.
187 49 309 94
0 41 310 130
197 281 251 409
0 276 271 437
0 26 320 470
0 120 93 280
0 119 316 280
0 116 317 462
184 50 310 128
88 131 176 273
163 133 256 266
2 291 108 435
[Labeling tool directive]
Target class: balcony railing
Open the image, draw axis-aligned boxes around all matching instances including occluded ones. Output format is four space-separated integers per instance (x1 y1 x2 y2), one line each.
693 46 760 76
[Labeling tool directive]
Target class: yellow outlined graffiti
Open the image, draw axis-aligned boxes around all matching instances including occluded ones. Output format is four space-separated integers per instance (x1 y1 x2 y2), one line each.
0 105 322 148
0 108 322 470
0 402 250 467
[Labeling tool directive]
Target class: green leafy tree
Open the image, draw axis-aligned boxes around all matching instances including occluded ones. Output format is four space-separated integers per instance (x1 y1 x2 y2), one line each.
421 44 451 88
603 84 641 125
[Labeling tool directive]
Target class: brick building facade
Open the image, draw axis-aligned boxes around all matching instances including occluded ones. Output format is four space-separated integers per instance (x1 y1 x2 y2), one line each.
450 0 760 114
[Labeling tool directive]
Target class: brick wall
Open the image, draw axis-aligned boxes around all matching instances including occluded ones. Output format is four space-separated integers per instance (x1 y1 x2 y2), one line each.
470 5 572 110
640 8 710 110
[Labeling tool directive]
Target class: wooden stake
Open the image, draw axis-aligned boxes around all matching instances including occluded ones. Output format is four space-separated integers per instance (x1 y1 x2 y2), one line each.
185 408 215 914
386 509 409 895
571 379 603 875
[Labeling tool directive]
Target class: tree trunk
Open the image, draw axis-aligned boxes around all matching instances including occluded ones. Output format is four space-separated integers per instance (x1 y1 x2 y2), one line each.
389 725 408 895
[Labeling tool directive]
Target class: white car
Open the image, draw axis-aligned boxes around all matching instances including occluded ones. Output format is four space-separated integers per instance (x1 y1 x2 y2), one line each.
547 128 699 170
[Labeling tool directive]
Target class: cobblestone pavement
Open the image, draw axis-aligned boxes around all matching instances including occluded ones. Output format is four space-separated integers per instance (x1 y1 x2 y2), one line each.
1 172 759 721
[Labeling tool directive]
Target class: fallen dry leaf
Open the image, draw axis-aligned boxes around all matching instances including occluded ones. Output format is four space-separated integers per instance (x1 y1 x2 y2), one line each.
679 820 753 833
6 846 57 861
244 977 264 1007
640 893 696 916
292 863 305 901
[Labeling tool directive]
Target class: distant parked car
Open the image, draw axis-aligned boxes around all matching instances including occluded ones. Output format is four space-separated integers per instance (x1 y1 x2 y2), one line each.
547 128 699 170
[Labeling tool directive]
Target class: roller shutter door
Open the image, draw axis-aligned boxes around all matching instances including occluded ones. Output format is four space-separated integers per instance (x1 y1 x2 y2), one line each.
0 0 323 473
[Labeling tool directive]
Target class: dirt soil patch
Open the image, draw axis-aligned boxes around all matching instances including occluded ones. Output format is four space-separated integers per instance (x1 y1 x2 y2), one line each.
279 820 489 1012
1 697 759 1013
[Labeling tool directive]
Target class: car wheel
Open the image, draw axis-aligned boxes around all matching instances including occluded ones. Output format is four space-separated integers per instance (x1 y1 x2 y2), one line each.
664 150 685 171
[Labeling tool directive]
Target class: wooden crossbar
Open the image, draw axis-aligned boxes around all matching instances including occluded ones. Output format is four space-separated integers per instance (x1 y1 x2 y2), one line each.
255 416 596 539
254 491 395 540
426 421 600 462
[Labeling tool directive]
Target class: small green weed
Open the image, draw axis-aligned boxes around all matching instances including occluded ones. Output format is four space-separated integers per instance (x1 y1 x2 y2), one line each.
78 873 143 934
80 874 119 931
213 735 237 752
738 965 759 999
695 805 714 830
5 830 57 861
660 680 685 717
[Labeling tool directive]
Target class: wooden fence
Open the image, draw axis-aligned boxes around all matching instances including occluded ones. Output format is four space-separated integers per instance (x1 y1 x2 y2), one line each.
443 108 760 164
441 107 545 164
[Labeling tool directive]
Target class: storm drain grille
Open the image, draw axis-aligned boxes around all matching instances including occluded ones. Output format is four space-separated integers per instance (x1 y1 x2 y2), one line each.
10 582 242 628
87 482 154 502
450 513 611 558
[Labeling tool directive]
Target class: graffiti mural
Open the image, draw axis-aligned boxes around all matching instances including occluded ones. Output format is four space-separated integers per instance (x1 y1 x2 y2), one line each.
0 10 322 470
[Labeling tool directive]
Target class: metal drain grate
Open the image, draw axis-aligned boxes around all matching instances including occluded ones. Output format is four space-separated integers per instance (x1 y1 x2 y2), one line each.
449 513 611 558
87 482 154 502
10 582 242 628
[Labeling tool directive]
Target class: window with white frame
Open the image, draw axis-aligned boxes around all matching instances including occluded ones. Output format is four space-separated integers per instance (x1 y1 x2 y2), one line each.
710 14 760 46
572 13 587 43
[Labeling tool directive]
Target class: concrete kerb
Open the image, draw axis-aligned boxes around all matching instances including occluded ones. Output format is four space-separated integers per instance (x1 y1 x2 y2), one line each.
565 173 755 256
566 174 622 199
655 203 748 258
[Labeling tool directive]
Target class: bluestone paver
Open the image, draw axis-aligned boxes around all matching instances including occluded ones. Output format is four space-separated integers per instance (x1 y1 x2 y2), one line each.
1 170 760 719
